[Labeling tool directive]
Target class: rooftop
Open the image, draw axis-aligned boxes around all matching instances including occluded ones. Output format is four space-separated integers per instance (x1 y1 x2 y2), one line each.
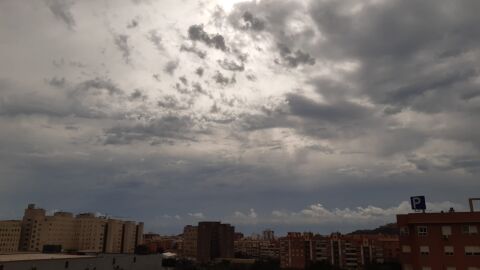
0 253 95 262
397 211 480 224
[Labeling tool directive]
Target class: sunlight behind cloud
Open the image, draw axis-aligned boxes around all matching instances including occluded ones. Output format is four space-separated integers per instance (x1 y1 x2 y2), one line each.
218 0 252 12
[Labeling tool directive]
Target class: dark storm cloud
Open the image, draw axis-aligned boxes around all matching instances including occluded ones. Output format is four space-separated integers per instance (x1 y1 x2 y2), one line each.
0 92 68 118
188 25 227 51
113 34 132 64
408 155 480 174
310 0 480 60
180 45 207 59
245 74 256 81
103 115 200 145
191 83 210 97
384 69 477 109
45 0 76 30
308 0 480 113
286 94 368 123
164 60 179 75
0 78 125 119
218 59 245 72
129 89 147 101
213 71 236 86
179 76 188 86
46 77 66 88
241 11 266 31
228 0 311 48
195 67 204 77
157 95 190 110
277 44 315 68
73 78 123 96
147 30 164 52
127 18 139 29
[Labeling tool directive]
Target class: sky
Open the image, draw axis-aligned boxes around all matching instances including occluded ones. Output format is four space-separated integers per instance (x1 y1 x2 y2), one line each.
1 0 480 235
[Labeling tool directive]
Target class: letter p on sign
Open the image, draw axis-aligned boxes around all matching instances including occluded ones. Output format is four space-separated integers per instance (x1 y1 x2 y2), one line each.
410 196 426 210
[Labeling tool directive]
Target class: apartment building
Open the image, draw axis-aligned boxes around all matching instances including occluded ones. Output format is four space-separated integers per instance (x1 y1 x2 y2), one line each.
279 232 399 269
280 232 311 269
0 221 21 254
196 222 234 263
234 237 280 259
122 221 139 253
235 239 261 258
75 213 107 252
260 240 280 258
104 219 124 253
182 225 198 259
263 229 275 241
18 204 143 253
397 210 480 270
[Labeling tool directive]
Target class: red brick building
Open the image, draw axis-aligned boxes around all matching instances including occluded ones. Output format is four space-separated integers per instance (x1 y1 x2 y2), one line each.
397 210 480 270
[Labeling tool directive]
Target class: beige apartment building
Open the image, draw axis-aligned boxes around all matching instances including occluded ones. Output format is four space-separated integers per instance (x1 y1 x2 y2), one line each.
17 204 143 253
104 219 123 253
182 225 198 259
0 220 21 253
75 213 107 252
122 221 138 253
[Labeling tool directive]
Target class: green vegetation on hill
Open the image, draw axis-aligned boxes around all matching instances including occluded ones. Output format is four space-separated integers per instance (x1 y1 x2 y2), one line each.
348 223 398 235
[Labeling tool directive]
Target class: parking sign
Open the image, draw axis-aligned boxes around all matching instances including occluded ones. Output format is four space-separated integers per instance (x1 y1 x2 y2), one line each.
410 196 426 210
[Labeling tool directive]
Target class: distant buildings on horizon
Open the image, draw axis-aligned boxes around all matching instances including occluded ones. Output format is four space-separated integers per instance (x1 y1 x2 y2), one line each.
1 199 480 270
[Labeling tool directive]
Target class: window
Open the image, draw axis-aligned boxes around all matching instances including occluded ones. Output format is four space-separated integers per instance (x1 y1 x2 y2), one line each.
420 246 430 255
444 246 454 255
465 246 480 256
417 226 428 236
462 225 478 235
402 245 411 253
400 227 410 236
442 226 452 236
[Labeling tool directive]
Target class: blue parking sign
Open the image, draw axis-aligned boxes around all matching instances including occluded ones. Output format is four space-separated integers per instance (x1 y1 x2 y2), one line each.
410 196 426 210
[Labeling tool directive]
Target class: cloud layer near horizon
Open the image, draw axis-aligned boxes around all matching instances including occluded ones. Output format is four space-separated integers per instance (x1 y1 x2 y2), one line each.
1 0 479 234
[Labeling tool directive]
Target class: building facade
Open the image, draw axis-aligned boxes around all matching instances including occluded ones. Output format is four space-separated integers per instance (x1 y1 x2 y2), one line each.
279 232 399 269
263 229 275 241
397 211 480 270
18 204 143 253
196 222 234 263
234 238 280 259
0 221 21 254
182 225 198 259
75 213 107 252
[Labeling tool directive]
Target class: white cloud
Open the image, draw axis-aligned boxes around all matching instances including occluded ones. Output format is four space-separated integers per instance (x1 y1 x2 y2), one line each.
188 212 205 219
229 201 465 227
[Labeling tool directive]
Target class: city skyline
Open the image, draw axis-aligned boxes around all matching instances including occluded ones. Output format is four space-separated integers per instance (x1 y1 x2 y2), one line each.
1 0 480 235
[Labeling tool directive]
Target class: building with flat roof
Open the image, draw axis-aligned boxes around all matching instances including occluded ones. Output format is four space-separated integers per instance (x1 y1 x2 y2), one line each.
397 208 480 270
262 229 275 241
17 204 143 253
279 232 399 269
0 221 21 254
196 222 234 263
182 225 198 259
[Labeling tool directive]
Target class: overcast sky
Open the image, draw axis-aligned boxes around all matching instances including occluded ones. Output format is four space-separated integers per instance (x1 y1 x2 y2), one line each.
1 0 479 235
